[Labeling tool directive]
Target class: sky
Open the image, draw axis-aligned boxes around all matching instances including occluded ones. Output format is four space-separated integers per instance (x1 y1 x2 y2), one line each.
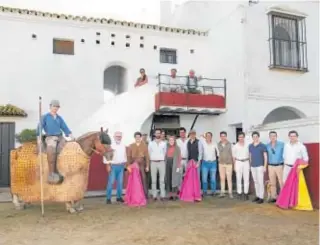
0 0 186 24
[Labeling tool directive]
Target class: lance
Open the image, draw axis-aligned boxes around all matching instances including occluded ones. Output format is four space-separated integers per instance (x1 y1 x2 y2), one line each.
38 96 45 216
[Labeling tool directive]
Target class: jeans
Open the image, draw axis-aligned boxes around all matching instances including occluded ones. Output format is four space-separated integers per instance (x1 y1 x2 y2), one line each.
106 164 125 200
201 160 217 193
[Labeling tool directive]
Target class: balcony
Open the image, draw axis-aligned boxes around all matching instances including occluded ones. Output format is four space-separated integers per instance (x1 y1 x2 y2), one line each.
154 74 226 115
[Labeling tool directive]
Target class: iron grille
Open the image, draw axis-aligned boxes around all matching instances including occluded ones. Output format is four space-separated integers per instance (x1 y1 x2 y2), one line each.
268 13 308 71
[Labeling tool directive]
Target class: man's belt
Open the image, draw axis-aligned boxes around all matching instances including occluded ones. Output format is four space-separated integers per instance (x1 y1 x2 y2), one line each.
268 163 284 166
285 164 294 167
47 134 62 137
151 160 164 162
235 158 249 162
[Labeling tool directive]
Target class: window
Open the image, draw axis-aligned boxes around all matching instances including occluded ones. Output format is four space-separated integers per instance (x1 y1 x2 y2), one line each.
160 48 177 64
268 12 307 71
53 39 74 55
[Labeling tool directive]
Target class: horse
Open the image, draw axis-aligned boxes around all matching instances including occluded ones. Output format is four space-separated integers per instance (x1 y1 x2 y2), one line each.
10 128 112 213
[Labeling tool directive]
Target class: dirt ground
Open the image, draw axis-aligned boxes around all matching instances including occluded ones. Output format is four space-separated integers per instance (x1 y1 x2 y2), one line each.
0 197 318 245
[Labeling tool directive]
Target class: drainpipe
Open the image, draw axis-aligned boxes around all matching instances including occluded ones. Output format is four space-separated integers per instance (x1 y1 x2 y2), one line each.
239 4 250 134
190 114 199 131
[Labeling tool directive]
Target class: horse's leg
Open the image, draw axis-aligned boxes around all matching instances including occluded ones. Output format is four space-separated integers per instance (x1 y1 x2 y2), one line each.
65 201 77 214
74 200 84 212
12 194 25 210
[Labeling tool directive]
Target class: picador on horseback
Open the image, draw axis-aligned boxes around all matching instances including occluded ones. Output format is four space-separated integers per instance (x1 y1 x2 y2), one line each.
37 99 73 185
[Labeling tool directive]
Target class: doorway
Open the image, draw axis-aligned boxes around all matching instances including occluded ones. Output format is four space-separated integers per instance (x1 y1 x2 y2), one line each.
236 127 243 142
103 65 127 101
151 115 180 140
0 122 15 187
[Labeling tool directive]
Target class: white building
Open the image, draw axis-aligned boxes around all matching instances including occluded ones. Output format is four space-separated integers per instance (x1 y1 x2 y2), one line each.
0 1 319 181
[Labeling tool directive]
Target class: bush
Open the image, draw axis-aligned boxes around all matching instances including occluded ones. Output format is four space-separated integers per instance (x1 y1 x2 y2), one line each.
15 129 37 144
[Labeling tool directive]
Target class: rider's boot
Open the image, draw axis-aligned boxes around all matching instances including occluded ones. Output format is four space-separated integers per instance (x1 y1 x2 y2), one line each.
47 149 64 184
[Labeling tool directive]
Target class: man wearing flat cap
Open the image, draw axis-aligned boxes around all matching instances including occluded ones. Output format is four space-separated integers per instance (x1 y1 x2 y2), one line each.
37 99 73 185
187 129 203 179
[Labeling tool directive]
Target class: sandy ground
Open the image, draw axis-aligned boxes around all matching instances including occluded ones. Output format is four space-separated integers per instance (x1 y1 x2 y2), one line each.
0 196 318 245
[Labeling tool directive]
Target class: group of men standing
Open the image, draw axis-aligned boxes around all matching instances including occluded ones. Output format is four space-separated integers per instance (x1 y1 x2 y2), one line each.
36 100 310 206
104 126 309 205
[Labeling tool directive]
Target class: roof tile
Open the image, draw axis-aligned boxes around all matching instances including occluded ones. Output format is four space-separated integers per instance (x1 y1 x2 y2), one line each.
0 104 28 117
0 5 208 36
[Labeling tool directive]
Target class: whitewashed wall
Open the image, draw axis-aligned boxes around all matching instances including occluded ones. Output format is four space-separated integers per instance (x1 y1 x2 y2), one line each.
247 117 319 144
0 12 210 138
164 1 320 132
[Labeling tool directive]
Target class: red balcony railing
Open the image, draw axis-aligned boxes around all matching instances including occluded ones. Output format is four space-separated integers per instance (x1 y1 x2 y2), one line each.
154 74 226 114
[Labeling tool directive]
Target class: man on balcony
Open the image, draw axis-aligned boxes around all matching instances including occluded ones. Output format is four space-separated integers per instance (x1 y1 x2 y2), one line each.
160 68 182 92
186 69 201 94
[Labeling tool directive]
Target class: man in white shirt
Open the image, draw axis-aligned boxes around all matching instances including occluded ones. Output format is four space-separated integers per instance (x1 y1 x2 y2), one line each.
148 128 167 201
104 131 127 204
160 68 182 92
232 132 250 201
283 130 309 184
176 127 189 174
201 132 219 196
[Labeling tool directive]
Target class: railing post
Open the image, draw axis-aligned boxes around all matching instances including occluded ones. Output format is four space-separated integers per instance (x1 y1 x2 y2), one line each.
223 78 227 108
157 73 161 93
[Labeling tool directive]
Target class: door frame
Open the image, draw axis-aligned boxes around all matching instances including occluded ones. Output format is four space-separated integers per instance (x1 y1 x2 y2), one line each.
0 122 15 187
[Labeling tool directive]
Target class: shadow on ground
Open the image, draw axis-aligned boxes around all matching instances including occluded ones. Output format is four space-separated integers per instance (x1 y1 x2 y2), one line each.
0 197 318 245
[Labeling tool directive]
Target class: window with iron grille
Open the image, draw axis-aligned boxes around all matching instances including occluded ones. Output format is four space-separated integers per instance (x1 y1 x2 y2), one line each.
159 48 177 64
53 39 74 55
268 12 308 71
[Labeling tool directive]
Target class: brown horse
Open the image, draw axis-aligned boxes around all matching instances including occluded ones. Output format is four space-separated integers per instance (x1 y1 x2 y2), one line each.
11 129 112 213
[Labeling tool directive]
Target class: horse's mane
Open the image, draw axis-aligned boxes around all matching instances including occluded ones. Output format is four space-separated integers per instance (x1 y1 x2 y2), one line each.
76 131 99 141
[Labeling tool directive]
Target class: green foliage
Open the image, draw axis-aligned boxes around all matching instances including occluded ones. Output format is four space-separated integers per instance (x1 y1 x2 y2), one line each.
15 129 37 144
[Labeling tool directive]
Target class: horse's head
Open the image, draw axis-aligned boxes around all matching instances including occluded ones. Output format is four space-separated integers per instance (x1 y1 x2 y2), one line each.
76 128 113 159
98 128 114 161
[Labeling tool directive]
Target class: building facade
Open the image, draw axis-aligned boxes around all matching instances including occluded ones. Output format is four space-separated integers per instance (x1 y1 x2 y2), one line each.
0 1 318 207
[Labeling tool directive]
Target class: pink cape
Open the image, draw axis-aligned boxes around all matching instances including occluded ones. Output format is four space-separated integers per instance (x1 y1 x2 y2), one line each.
124 162 147 207
276 159 302 209
179 160 202 202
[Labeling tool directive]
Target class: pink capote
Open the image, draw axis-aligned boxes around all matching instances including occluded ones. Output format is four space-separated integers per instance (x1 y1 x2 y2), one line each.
179 160 202 202
276 159 302 209
124 162 147 207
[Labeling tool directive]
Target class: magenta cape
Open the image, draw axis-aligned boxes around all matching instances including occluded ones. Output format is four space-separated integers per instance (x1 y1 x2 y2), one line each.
276 159 302 209
124 162 147 207
179 160 202 202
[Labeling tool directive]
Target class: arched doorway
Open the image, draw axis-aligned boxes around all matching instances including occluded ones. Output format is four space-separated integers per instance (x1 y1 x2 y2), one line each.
262 106 306 124
103 65 127 101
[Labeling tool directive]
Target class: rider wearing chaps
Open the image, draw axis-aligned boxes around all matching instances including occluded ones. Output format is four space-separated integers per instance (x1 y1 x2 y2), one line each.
37 99 72 185
46 135 66 184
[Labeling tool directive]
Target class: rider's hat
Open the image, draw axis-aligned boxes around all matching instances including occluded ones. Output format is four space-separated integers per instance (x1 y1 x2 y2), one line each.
50 99 60 107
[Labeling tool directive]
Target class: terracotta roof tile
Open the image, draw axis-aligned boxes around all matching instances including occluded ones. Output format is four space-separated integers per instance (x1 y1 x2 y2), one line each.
0 6 208 36
0 104 28 117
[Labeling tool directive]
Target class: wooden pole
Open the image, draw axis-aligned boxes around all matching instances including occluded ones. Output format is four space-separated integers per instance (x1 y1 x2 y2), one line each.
38 96 45 216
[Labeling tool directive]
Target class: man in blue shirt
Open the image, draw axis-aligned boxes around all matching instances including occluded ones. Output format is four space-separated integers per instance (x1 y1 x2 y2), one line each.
266 131 284 203
37 99 73 184
249 131 267 204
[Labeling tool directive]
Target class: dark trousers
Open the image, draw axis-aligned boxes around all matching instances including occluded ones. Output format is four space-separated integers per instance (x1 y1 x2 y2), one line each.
134 160 148 198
